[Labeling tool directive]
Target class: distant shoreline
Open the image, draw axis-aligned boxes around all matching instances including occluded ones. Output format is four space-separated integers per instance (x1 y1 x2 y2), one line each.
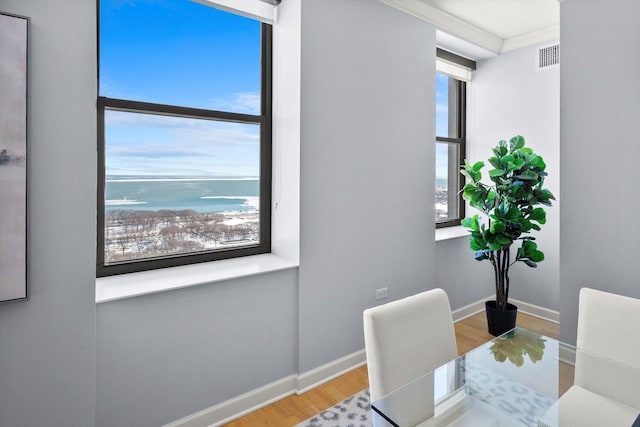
106 176 258 183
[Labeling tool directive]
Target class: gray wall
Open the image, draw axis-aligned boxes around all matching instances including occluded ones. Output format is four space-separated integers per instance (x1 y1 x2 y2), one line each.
0 1 97 426
96 269 298 427
298 0 437 372
560 0 640 345
0 0 577 425
96 0 439 425
435 236 494 310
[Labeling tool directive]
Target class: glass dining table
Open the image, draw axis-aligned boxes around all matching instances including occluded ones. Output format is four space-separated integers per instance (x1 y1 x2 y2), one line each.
371 327 560 427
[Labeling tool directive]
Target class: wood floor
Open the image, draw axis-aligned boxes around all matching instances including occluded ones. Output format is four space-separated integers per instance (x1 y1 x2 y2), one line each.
224 312 574 427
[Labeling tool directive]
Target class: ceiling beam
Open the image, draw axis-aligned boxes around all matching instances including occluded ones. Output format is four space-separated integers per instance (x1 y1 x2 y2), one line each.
378 0 503 54
502 24 560 52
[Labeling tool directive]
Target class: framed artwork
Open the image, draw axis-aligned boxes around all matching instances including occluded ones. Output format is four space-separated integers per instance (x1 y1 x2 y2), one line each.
0 11 28 303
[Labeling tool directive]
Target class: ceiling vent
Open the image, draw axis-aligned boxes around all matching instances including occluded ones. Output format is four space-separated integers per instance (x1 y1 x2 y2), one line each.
538 44 560 69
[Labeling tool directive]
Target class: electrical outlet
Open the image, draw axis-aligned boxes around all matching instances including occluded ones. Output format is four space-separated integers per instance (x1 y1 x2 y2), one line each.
376 287 388 301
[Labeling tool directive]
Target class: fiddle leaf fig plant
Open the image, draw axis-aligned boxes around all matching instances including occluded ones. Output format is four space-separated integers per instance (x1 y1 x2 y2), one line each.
460 136 555 311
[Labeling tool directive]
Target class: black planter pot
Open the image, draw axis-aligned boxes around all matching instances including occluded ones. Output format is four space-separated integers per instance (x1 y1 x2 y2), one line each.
485 301 518 337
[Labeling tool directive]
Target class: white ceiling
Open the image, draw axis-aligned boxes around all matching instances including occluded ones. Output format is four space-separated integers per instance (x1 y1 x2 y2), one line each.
423 0 559 40
379 0 560 60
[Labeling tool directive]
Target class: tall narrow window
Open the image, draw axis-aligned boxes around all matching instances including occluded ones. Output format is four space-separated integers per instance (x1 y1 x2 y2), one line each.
435 49 473 228
97 0 272 276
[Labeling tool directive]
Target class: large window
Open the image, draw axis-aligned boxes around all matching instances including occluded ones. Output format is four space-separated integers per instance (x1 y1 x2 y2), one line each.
97 0 272 276
435 49 473 228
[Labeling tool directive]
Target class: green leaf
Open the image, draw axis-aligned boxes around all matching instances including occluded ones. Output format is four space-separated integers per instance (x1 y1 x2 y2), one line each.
489 169 506 178
472 161 484 172
461 160 483 182
463 184 489 206
515 171 539 181
502 155 515 167
462 183 478 200
470 236 486 251
513 158 525 169
505 204 521 220
510 135 525 151
535 189 556 202
490 220 505 234
529 207 546 224
496 235 512 245
521 240 537 253
488 240 503 251
461 217 474 229
530 250 545 262
493 143 508 157
488 157 502 169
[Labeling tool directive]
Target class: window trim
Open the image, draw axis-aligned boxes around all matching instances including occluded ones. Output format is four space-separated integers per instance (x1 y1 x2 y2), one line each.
96 12 273 277
435 74 466 229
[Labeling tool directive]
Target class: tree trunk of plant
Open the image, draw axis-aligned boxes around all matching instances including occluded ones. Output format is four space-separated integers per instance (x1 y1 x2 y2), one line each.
493 246 511 311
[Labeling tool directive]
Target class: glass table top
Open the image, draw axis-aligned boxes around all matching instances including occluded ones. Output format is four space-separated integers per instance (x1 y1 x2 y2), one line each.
371 328 560 427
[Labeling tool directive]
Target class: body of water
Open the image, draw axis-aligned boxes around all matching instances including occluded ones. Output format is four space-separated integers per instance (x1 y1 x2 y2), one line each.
105 177 260 213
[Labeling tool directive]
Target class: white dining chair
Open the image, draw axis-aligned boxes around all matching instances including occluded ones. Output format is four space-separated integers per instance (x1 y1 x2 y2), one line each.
363 288 458 402
556 287 640 426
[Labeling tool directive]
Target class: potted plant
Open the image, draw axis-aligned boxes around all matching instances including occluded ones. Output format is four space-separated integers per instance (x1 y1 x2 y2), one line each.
460 135 555 336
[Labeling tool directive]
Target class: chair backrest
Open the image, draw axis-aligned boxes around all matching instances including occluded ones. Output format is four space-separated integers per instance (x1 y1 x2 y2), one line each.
363 288 458 402
575 287 640 409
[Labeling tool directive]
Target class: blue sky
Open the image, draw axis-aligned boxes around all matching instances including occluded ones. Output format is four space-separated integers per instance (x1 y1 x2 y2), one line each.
101 1 451 179
100 0 262 177
435 73 449 179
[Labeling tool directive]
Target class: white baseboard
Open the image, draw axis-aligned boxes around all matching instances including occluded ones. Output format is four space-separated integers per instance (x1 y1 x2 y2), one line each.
559 341 576 365
167 298 562 427
452 295 560 325
509 297 560 324
451 296 490 322
165 349 366 427
164 375 297 427
296 349 367 394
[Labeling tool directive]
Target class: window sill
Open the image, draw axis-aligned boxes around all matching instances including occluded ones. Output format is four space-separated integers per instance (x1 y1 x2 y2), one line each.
435 225 469 242
95 253 298 304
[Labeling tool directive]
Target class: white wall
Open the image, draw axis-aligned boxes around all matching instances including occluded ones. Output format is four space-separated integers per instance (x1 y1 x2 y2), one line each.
560 0 640 345
438 42 560 311
271 0 301 264
0 0 97 426
298 0 437 372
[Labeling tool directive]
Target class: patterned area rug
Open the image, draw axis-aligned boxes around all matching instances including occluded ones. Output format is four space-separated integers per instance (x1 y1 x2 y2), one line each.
295 389 372 427
294 371 556 427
